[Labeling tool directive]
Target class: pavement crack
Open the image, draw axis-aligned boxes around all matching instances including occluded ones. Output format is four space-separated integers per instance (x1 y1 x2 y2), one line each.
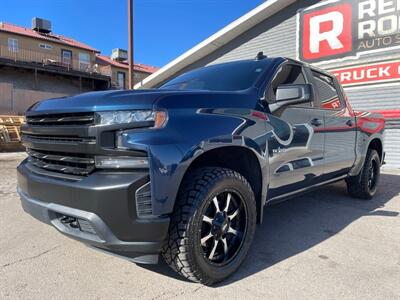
281 261 301 276
1 245 60 268
149 285 204 300
191 285 204 294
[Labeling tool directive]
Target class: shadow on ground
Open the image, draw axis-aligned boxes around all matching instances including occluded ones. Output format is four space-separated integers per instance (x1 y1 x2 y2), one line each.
141 174 400 285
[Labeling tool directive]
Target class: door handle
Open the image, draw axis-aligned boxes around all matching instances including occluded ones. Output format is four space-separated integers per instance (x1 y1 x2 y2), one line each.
346 120 354 127
310 118 323 127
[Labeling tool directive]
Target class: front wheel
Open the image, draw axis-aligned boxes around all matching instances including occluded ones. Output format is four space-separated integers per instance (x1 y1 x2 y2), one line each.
162 167 257 285
347 149 381 200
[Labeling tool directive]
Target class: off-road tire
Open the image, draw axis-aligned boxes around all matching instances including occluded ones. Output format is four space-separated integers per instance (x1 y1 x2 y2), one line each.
161 167 257 285
347 149 380 200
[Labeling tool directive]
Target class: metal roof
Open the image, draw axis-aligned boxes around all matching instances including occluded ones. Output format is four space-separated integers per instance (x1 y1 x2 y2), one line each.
95 54 159 74
134 0 296 89
0 22 99 53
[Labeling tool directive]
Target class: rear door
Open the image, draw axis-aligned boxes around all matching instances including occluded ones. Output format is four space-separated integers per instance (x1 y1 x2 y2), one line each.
265 63 325 199
310 70 356 178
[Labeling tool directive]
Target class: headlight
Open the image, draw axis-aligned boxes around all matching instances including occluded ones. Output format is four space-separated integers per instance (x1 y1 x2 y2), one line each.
95 156 149 169
95 110 167 128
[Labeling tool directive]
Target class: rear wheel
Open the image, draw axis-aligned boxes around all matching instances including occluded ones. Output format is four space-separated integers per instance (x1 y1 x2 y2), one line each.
347 149 380 200
162 167 256 285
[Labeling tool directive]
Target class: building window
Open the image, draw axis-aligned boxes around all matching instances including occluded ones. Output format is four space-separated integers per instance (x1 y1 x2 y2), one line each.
117 71 126 89
61 49 72 67
79 53 90 71
39 43 53 50
8 38 18 52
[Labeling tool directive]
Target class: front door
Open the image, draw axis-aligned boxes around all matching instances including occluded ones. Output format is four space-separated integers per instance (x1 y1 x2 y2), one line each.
265 63 325 199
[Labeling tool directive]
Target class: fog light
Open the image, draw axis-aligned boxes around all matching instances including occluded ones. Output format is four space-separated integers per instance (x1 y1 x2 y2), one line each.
95 156 149 169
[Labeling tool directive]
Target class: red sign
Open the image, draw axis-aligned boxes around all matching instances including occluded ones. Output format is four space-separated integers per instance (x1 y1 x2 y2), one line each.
298 1 400 62
331 61 400 86
301 3 353 60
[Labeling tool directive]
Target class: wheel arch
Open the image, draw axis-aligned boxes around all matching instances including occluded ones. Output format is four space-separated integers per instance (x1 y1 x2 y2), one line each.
350 131 385 177
368 137 383 164
179 145 266 223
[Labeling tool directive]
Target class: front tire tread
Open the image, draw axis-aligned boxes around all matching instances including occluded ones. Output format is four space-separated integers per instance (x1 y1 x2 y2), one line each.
161 167 254 285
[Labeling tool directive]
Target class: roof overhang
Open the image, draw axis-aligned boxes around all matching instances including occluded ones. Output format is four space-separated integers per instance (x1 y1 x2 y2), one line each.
0 23 100 53
134 0 296 89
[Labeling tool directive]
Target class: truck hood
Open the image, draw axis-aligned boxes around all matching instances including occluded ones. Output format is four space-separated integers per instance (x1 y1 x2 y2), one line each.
27 90 163 115
27 89 257 115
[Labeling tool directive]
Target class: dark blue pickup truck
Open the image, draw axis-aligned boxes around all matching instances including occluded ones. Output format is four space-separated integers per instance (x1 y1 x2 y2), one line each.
17 55 385 285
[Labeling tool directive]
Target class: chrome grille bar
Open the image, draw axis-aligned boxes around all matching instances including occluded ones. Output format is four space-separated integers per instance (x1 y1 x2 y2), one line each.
26 149 95 176
22 134 96 144
28 157 93 176
27 149 95 164
27 113 95 126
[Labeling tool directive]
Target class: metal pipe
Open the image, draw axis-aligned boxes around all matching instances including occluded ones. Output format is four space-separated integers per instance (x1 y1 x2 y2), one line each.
128 0 134 89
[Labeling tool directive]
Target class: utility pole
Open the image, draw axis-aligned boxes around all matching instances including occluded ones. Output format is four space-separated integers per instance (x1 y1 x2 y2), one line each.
128 0 134 89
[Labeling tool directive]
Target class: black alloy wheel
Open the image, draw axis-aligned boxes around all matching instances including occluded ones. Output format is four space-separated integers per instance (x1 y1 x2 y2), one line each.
367 158 378 191
200 190 247 266
347 149 380 199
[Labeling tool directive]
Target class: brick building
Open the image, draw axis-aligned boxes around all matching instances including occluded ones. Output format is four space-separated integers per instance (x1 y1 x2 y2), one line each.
96 50 158 90
0 18 157 115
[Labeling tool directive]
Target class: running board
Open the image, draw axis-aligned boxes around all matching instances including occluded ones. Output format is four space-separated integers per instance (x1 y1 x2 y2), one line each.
265 174 348 206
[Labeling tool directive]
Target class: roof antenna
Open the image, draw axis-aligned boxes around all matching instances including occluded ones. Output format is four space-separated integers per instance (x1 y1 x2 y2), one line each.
256 51 267 60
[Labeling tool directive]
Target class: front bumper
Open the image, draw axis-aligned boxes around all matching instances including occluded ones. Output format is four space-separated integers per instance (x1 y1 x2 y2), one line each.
17 160 170 264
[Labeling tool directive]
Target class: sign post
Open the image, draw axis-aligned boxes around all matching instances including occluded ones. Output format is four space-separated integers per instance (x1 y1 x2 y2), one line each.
128 0 134 89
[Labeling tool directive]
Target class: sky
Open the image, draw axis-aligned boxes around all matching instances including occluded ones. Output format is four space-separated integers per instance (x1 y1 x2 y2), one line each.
0 0 265 67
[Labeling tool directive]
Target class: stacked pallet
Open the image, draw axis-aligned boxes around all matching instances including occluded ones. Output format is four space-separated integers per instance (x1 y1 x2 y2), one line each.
0 115 25 151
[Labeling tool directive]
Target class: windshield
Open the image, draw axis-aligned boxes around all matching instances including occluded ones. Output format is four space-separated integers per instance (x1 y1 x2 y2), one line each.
159 60 272 91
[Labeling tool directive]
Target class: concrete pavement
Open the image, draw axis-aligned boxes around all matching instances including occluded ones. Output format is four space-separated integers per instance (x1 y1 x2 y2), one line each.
1 152 399 299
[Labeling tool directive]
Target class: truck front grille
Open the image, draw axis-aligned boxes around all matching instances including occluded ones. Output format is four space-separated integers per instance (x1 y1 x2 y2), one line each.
22 134 96 144
27 148 95 176
27 113 95 126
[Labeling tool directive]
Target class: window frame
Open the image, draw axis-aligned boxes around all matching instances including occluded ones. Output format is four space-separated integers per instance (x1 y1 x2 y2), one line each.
309 69 345 111
78 52 90 71
61 49 72 66
117 71 126 89
39 43 53 50
264 62 313 108
8 38 19 52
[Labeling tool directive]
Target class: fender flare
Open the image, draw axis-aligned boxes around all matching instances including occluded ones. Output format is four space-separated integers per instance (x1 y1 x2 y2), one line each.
349 133 384 177
174 137 269 223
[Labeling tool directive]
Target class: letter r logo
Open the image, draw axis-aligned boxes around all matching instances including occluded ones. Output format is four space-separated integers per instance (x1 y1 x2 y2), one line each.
309 11 344 53
301 3 353 61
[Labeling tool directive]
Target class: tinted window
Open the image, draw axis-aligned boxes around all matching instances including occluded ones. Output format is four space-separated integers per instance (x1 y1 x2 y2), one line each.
312 71 342 110
267 64 307 103
159 60 272 91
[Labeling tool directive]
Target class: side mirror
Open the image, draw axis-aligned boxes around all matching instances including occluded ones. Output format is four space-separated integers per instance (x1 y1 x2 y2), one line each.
275 84 312 105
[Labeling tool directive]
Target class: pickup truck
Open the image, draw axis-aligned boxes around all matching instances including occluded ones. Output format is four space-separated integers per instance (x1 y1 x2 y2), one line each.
17 55 385 285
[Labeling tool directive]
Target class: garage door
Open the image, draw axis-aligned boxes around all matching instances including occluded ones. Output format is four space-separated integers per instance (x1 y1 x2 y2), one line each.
384 118 400 169
344 85 400 169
